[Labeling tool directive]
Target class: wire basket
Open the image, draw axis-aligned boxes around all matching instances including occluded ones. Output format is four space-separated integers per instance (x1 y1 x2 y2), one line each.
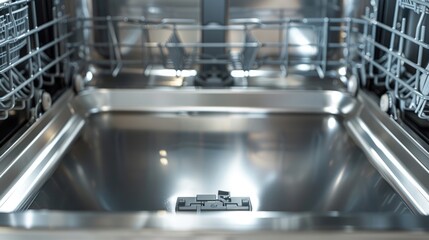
0 2 28 42
0 0 428 122
0 0 29 87
10 3 28 37
399 0 429 13
360 0 429 119
0 0 73 120
0 15 7 43
0 39 26 69
76 0 429 121
78 16 363 79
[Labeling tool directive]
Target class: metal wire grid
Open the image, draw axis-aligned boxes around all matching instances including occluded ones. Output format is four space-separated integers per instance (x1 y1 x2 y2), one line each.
399 0 429 13
359 0 429 119
0 0 74 120
0 15 7 42
0 1 28 69
0 1 28 41
77 17 363 79
0 0 428 121
78 10 429 120
75 0 429 121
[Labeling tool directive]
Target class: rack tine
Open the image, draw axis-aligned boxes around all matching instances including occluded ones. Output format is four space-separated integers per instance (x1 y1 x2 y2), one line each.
320 18 329 78
279 19 290 76
166 29 186 72
107 17 122 77
241 30 259 72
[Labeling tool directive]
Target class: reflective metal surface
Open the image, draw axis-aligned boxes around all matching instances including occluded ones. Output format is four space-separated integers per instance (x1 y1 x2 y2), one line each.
0 88 428 237
87 71 347 89
1 88 428 214
29 112 408 213
0 212 429 239
0 91 85 212
0 211 428 230
0 0 428 238
0 230 428 240
346 92 429 214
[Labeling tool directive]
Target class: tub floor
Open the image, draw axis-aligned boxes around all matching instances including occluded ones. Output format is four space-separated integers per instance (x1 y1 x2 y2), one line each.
30 112 410 213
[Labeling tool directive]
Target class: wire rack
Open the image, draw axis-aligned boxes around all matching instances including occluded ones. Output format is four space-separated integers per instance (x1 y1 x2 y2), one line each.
77 16 364 78
0 0 429 121
0 1 27 70
360 0 429 119
0 0 74 120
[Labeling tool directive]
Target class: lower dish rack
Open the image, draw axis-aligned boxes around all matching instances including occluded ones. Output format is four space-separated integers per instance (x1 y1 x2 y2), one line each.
0 0 428 122
0 0 72 120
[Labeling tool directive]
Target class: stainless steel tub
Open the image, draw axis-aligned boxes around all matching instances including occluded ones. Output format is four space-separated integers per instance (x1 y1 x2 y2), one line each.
1 0 429 238
29 111 407 213
0 86 429 236
29 105 407 213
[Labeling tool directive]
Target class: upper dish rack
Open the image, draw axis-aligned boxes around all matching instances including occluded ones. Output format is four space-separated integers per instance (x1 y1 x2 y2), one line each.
0 0 429 121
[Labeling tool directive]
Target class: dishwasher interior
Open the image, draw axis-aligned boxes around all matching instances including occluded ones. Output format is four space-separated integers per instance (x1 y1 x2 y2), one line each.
29 111 408 213
0 0 428 235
